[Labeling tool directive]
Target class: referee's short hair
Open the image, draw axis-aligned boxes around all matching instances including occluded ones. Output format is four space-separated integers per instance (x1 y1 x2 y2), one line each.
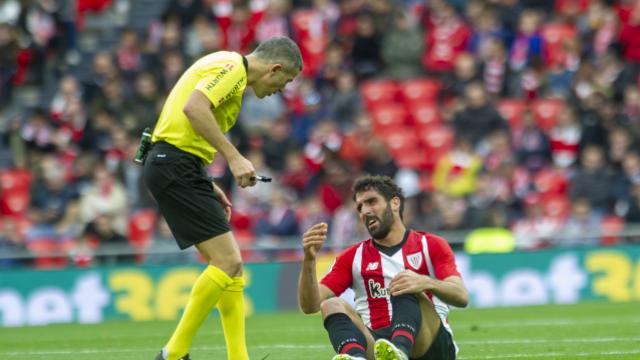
252 36 303 73
352 175 406 219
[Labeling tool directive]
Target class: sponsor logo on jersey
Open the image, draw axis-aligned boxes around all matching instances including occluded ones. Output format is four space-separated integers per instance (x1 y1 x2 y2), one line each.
367 279 388 298
204 68 229 91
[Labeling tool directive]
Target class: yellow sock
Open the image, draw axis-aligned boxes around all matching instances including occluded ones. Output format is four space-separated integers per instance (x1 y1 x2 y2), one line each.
165 265 232 360
218 276 249 360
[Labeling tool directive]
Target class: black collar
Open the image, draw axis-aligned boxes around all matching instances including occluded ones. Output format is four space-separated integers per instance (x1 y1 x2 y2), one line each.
242 56 248 73
373 229 410 256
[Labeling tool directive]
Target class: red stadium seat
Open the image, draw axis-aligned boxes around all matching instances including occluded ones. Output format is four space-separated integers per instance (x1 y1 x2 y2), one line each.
540 193 571 220
408 103 442 130
530 98 565 131
418 126 454 152
369 103 408 133
533 167 569 195
128 209 158 248
28 239 68 269
361 80 399 107
496 98 527 130
418 126 454 171
399 78 440 105
600 216 624 246
382 127 421 157
394 148 433 171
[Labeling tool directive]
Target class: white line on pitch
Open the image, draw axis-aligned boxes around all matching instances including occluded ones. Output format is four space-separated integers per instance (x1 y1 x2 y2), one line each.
462 316 640 328
459 336 640 345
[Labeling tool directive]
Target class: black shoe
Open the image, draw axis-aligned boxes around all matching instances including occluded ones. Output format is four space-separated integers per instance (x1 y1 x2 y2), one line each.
154 351 190 360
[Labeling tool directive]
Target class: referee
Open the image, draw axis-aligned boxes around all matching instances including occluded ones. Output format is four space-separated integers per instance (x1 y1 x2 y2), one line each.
143 37 302 360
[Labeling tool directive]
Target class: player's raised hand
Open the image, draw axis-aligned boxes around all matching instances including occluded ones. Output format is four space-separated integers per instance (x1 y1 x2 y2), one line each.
389 270 432 296
228 155 257 188
302 222 328 260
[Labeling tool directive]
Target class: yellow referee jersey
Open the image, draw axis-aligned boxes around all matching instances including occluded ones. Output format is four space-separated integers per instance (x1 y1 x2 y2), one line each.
152 51 248 164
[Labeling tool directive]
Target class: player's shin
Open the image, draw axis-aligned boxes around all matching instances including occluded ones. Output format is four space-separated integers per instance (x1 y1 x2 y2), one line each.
218 276 249 360
165 265 233 360
389 294 422 356
324 313 368 358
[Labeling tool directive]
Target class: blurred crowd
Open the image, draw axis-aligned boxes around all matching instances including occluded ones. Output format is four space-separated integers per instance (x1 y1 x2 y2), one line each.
1 0 640 268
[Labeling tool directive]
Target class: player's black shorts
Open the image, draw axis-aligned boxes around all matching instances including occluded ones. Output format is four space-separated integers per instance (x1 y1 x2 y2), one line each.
142 141 230 249
370 320 456 360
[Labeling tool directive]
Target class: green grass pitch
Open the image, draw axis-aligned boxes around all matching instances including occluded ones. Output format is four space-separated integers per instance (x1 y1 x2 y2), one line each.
1 301 639 359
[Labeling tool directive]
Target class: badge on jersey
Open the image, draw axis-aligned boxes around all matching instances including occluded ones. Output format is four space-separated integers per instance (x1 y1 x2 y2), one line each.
406 252 423 270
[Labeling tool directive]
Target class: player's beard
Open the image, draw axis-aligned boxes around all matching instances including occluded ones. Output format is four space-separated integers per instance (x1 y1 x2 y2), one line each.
366 204 394 240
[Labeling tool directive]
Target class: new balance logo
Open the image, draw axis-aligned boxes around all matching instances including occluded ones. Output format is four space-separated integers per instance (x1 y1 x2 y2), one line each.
366 262 379 271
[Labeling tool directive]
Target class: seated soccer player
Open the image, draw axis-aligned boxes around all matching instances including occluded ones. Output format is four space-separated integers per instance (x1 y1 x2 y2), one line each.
298 175 468 360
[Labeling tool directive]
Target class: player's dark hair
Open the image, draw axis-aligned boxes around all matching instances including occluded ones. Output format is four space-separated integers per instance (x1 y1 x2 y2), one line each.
352 175 405 219
252 36 303 73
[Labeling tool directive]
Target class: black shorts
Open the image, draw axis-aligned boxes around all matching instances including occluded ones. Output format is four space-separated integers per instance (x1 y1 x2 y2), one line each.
369 321 456 360
142 141 230 249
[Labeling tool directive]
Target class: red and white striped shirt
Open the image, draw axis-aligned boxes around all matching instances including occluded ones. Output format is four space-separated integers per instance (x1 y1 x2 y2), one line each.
321 230 460 339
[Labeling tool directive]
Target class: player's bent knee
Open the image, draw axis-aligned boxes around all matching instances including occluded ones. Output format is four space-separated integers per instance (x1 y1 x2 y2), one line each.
320 298 348 319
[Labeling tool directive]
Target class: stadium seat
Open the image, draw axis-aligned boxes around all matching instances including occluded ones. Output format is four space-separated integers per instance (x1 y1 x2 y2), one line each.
416 126 455 171
360 80 399 107
128 209 158 249
496 98 527 130
533 167 569 195
541 23 577 67
600 216 625 246
530 98 565 131
418 125 454 152
408 103 442 131
382 127 420 157
540 193 571 220
399 78 440 105
369 102 408 134
27 239 68 269
394 148 431 171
